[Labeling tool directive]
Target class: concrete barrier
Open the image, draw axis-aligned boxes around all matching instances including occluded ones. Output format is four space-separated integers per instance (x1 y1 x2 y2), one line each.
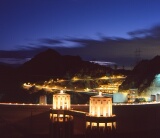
1 103 160 137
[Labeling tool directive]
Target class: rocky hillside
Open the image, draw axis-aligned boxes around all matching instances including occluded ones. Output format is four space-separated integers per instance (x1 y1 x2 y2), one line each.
17 49 113 81
0 48 130 103
119 55 160 93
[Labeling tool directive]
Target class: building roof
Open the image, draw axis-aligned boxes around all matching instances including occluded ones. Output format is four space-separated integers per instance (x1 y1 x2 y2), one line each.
91 92 111 98
53 90 70 96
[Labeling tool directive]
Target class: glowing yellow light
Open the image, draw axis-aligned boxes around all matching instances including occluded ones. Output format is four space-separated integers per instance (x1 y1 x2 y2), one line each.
91 122 97 126
59 114 63 117
99 123 105 127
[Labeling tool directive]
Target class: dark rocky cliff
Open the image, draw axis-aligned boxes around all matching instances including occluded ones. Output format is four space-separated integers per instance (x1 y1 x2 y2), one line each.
120 55 160 93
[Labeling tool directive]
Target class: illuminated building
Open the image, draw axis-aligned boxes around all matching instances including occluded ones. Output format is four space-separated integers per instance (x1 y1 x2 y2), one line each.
50 90 73 138
49 90 117 137
157 94 160 102
95 75 125 94
89 92 112 117
39 95 47 105
86 92 116 138
52 90 70 110
151 94 156 102
128 89 138 103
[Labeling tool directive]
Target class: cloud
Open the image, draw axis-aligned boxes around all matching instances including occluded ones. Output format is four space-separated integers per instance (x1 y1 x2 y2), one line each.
128 24 160 38
2 24 160 68
127 29 149 37
39 38 62 45
0 46 49 59
52 24 160 67
0 46 52 64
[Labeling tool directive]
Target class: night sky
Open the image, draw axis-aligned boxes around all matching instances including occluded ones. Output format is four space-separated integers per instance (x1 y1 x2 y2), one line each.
1 0 160 68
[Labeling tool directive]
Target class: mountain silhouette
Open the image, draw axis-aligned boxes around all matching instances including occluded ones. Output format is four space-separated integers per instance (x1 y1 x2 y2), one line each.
0 49 129 102
17 49 112 81
120 55 160 93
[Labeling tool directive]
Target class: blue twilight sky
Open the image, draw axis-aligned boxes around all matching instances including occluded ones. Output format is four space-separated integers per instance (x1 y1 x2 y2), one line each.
1 0 160 68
